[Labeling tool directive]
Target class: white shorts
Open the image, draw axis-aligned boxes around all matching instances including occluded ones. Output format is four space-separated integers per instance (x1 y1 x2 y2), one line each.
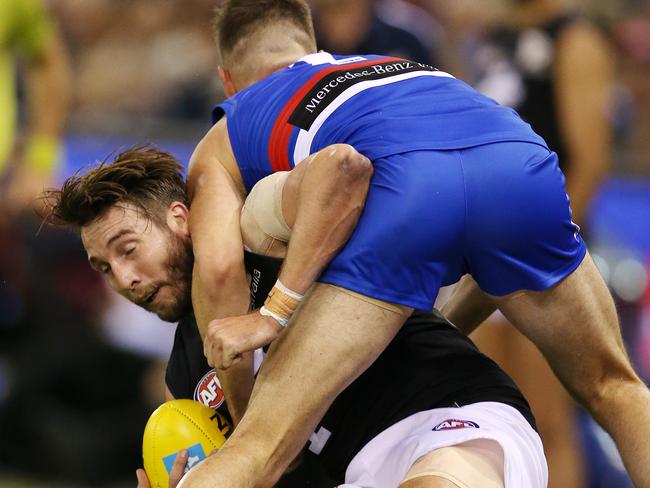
338 402 547 488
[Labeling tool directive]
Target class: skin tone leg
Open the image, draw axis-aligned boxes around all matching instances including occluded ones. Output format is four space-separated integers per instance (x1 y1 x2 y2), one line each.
491 252 650 487
179 284 411 487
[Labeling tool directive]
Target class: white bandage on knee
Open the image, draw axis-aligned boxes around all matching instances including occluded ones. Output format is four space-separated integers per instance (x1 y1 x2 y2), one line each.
241 171 292 254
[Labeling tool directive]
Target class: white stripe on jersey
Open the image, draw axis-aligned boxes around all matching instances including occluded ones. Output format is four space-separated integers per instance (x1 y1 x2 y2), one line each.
293 70 455 165
293 52 367 67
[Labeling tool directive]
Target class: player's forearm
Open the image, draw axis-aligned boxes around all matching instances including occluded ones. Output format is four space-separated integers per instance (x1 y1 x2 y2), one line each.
440 274 496 335
218 352 254 426
191 259 250 334
191 262 253 421
279 144 373 294
197 317 254 426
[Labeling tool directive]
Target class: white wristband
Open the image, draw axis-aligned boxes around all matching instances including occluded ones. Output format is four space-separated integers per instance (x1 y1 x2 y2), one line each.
260 305 290 328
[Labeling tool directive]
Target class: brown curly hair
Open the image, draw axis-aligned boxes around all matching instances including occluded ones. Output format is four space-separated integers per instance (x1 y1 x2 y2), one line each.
44 144 188 229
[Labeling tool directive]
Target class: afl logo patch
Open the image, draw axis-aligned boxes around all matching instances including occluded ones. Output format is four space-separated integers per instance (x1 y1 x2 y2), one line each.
193 370 225 410
432 419 480 431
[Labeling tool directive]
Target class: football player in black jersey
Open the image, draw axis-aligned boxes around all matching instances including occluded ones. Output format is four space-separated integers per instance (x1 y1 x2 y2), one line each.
46 146 546 487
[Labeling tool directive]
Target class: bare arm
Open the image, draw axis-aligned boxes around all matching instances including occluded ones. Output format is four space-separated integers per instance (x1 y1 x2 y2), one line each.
439 274 496 335
278 144 373 294
554 21 614 225
187 121 254 424
202 144 374 370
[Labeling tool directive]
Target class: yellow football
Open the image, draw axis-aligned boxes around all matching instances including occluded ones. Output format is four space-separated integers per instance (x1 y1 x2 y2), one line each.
142 399 231 487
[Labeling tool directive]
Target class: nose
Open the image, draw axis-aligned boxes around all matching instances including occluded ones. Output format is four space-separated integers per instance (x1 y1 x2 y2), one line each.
111 262 141 295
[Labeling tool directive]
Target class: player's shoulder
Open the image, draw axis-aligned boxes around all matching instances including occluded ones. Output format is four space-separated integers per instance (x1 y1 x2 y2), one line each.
187 119 245 198
188 121 222 176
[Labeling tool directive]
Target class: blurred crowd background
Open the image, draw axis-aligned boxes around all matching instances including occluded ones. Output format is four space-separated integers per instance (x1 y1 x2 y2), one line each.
1 0 649 486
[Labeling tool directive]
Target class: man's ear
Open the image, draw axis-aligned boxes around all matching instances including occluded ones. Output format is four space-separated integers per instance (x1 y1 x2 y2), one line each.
218 65 238 98
167 202 190 238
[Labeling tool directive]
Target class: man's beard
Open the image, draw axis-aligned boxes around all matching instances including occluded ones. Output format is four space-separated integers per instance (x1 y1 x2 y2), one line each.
155 233 194 322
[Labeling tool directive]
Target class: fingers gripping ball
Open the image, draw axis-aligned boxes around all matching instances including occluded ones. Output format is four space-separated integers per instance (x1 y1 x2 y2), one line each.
142 400 231 487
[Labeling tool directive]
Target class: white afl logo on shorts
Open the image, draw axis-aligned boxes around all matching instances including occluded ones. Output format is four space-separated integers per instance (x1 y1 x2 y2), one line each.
432 419 480 431
193 370 225 410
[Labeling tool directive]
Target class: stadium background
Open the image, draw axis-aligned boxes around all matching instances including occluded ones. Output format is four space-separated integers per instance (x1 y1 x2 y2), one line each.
1 0 649 486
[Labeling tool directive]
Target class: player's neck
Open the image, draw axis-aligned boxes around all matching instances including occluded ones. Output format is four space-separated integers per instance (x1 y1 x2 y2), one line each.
240 49 314 88
242 23 315 82
267 54 306 74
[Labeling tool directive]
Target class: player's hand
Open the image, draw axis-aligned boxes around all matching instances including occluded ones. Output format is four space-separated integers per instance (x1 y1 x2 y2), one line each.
204 310 281 369
135 468 153 488
136 449 188 488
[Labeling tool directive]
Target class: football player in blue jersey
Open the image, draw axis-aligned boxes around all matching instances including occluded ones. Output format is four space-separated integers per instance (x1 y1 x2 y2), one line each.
168 1 650 487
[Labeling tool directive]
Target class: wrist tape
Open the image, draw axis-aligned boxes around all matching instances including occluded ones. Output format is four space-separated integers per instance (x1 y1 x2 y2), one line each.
259 280 303 328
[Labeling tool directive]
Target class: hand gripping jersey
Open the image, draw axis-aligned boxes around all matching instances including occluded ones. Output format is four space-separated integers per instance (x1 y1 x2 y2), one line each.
166 251 536 485
213 52 586 309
